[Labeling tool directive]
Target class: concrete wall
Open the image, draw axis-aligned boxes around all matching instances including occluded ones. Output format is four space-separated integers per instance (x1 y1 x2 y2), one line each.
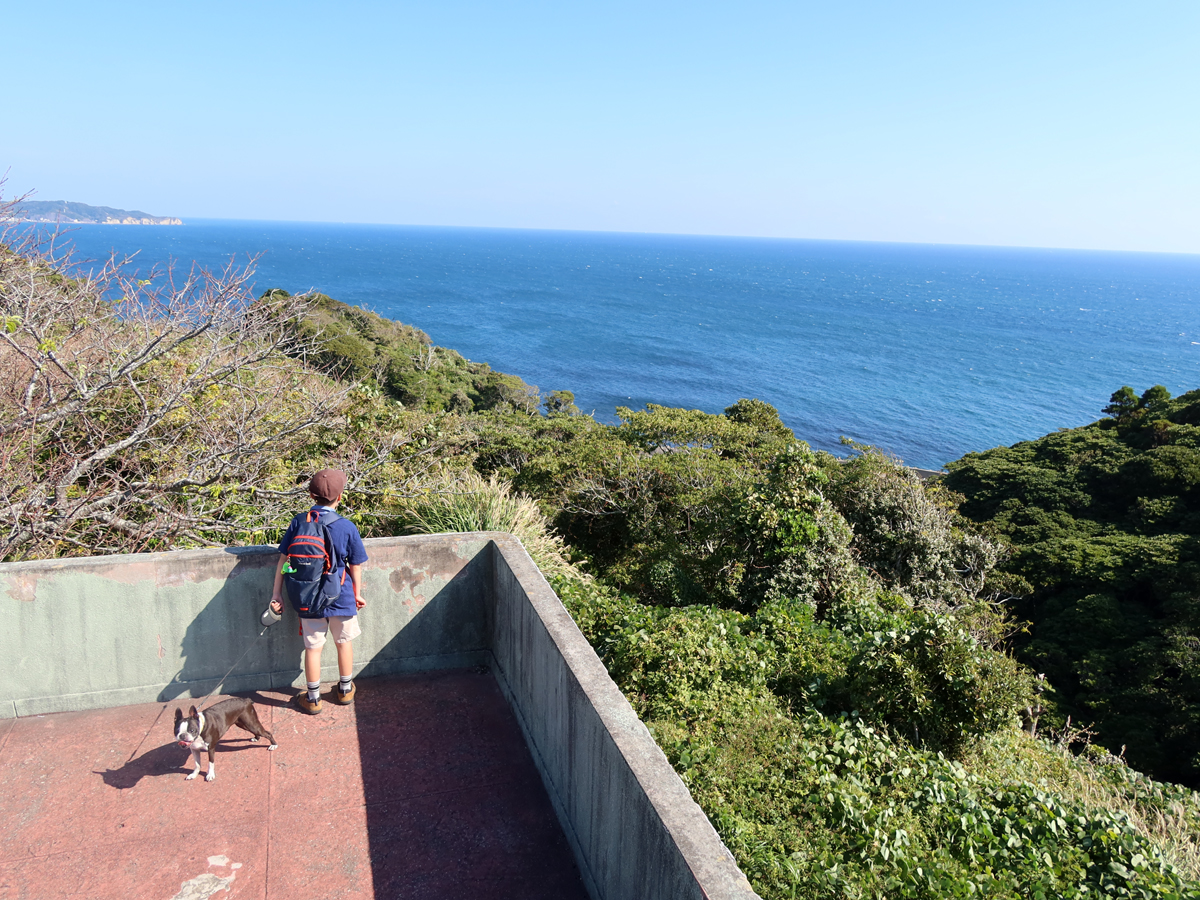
0 535 759 900
0 534 494 715
490 538 758 900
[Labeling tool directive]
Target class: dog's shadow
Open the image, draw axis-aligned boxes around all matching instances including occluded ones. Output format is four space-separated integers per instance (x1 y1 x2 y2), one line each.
95 737 270 790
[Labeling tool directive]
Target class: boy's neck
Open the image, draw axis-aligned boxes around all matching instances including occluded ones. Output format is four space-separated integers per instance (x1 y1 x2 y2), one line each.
311 497 339 510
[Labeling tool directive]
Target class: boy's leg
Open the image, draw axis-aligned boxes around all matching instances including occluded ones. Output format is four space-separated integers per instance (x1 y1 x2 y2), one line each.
335 640 353 678
304 646 323 704
304 646 323 684
301 619 329 686
294 619 329 713
330 617 360 703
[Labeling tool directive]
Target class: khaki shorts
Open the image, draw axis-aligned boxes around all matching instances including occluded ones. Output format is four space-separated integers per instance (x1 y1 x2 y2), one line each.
300 615 361 649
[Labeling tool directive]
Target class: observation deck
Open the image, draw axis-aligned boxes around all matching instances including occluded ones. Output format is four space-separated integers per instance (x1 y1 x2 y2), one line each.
0 535 758 899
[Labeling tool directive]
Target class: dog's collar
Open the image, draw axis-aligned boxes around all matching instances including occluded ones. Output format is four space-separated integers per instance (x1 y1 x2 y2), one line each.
196 710 205 735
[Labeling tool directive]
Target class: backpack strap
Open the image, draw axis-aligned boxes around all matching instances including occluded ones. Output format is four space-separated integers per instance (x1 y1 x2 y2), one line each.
313 508 343 576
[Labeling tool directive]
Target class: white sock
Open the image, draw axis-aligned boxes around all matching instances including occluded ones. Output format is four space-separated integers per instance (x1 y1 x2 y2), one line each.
339 676 352 693
307 681 320 702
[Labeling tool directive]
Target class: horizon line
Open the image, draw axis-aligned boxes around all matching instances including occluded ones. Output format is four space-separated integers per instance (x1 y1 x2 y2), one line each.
113 215 1200 259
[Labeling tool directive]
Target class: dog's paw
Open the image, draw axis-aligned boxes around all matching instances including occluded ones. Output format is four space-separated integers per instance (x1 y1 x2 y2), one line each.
186 771 199 781
251 736 259 742
205 771 216 782
268 743 278 751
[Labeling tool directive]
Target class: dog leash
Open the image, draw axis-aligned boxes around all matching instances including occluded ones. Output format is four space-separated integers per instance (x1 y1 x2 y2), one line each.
192 623 272 708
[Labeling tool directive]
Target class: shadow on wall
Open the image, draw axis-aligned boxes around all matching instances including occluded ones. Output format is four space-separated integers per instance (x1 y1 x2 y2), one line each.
357 542 492 680
157 549 301 702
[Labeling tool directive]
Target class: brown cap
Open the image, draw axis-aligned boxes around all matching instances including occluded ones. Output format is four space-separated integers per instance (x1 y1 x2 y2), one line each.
309 469 347 504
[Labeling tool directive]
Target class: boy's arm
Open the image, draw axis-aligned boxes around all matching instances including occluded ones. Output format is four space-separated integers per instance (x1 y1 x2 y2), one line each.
348 563 365 609
270 554 286 613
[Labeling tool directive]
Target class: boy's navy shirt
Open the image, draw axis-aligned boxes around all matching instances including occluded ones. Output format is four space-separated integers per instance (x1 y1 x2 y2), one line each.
278 505 368 617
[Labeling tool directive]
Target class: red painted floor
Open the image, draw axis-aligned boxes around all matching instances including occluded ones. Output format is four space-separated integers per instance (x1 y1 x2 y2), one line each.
0 669 589 900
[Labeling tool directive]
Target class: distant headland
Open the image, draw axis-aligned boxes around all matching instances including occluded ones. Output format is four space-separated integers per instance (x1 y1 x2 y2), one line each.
6 200 182 225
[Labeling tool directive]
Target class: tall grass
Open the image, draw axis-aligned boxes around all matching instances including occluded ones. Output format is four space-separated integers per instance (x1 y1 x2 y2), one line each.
399 469 585 582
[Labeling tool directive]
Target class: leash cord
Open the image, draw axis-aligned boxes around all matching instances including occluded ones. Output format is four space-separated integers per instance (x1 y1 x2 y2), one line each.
193 624 271 708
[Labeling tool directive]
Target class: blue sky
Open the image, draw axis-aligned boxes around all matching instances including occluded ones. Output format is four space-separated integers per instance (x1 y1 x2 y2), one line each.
5 1 1198 252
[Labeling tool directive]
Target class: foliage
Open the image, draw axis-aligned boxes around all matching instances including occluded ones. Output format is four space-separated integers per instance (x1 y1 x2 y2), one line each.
543 389 580 417
559 577 1200 899
473 403 1012 624
830 598 1033 754
946 385 1200 785
473 402 796 607
562 575 1029 759
479 397 1032 754
734 443 857 612
724 397 800 439
0 228 343 559
270 288 549 415
826 447 1004 610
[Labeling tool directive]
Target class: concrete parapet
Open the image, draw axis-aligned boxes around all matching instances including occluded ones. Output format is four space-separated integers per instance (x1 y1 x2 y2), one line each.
490 537 758 900
0 535 494 715
0 534 758 900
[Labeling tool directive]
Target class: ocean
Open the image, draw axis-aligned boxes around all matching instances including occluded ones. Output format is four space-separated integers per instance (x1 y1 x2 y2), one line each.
44 220 1200 469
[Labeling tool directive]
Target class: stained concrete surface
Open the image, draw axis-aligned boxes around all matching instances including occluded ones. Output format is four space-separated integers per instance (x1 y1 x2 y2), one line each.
0 669 588 900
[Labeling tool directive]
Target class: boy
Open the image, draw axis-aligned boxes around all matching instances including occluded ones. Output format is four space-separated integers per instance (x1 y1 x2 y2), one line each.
270 469 368 714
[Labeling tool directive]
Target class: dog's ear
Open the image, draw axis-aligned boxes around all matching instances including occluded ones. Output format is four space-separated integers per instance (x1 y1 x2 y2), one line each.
174 708 183 725
189 706 199 718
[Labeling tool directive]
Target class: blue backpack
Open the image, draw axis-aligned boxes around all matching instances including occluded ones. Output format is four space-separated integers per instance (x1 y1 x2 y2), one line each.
282 509 345 619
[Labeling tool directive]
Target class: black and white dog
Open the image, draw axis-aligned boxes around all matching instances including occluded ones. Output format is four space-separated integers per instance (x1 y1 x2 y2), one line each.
174 697 277 782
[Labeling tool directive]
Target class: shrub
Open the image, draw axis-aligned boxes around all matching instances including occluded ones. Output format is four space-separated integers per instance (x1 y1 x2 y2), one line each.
557 577 1200 900
826 446 1005 611
0 233 350 559
834 600 1034 755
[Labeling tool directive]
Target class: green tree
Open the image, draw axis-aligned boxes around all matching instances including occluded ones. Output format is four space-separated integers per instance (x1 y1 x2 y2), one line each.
542 389 580 417
1103 385 1140 420
1141 384 1173 412
723 397 795 440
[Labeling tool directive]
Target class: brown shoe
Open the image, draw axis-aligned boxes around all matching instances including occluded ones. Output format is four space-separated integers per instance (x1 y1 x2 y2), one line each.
331 682 356 705
293 692 322 715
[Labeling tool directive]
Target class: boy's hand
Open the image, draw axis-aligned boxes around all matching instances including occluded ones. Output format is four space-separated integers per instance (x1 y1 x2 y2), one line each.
355 595 366 610
270 599 282 615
